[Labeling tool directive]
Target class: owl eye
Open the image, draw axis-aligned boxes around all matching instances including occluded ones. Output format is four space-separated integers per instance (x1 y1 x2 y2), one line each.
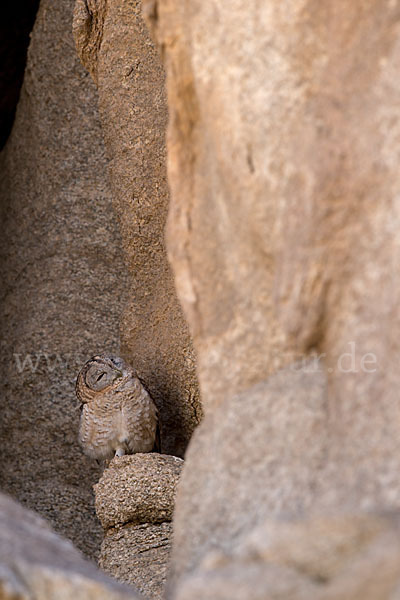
96 372 106 382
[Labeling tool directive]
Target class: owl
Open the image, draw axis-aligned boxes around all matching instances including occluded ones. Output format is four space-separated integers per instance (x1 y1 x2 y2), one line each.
76 355 159 460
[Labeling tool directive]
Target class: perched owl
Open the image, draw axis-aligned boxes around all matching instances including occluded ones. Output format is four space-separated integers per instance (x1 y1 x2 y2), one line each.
76 355 159 460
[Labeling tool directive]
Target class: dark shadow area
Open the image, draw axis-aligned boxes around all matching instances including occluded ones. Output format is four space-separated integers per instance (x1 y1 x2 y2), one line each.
0 0 40 150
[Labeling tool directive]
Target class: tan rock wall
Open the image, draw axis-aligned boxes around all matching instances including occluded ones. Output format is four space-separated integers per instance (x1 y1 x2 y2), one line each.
5 0 400 596
151 0 400 408
73 0 202 457
0 0 201 567
0 0 126 558
175 512 400 600
169 364 328 586
145 0 400 596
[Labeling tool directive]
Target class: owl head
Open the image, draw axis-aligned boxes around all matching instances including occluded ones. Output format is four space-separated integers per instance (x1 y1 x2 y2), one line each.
76 355 135 404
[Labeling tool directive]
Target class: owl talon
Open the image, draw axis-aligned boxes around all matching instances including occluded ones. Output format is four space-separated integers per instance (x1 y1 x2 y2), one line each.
115 448 125 457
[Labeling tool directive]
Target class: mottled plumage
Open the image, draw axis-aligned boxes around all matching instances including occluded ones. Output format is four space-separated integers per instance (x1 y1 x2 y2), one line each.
76 355 158 460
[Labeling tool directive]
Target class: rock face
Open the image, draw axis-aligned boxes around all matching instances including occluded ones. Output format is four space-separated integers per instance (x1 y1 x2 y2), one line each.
147 0 400 408
143 0 400 597
0 492 138 600
95 454 183 599
95 453 183 529
73 0 202 458
0 0 127 558
101 523 172 600
175 513 400 600
170 364 328 585
4 0 400 597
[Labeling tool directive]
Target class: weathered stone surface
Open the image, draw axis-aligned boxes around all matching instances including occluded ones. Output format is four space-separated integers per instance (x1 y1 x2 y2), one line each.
175 513 400 600
146 0 400 596
0 492 139 600
95 454 183 529
150 0 400 412
73 0 202 458
175 563 315 600
169 364 328 586
146 0 298 407
96 454 182 599
7 0 400 596
146 0 400 421
73 0 107 84
0 0 127 558
100 522 172 600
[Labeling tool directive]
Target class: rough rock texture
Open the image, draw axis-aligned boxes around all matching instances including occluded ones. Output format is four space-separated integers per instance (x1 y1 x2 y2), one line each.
144 0 400 597
147 0 400 410
0 0 127 558
0 492 139 600
96 454 183 599
175 512 400 600
101 523 172 600
170 364 328 586
73 0 202 458
95 453 183 529
6 0 400 597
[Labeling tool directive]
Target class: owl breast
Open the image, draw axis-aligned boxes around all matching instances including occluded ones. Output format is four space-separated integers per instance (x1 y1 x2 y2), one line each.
78 385 157 460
